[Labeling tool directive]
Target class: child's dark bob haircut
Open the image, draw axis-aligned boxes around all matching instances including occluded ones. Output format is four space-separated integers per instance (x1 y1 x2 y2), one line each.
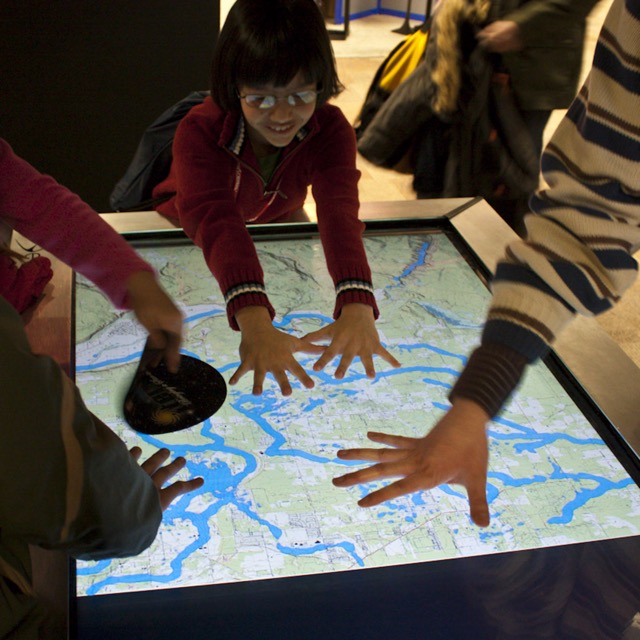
211 0 343 112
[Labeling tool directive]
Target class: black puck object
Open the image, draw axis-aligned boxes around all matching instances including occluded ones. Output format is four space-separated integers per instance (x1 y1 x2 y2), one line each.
123 339 227 434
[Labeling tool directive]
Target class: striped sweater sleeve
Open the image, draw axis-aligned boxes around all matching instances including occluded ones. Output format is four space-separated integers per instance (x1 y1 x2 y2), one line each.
451 0 640 417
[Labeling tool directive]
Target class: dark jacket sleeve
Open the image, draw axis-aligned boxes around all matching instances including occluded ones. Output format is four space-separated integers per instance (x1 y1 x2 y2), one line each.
500 0 601 110
0 296 162 561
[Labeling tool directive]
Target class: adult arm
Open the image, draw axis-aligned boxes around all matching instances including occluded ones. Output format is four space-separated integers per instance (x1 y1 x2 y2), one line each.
478 0 601 109
478 0 599 54
501 0 599 46
335 0 640 522
461 0 640 414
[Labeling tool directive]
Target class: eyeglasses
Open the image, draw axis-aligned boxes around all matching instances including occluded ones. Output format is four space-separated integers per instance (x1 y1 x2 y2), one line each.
238 90 319 110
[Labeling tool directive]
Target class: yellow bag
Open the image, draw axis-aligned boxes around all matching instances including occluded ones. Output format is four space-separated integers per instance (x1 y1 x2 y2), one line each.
354 24 429 139
379 28 429 93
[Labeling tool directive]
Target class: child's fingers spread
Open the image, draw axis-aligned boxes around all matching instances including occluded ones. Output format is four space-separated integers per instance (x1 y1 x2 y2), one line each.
251 378 264 395
140 448 171 474
334 354 354 379
151 456 186 486
296 339 326 354
301 328 329 343
247 364 267 395
229 362 251 385
312 351 335 371
379 346 401 368
360 353 376 378
282 333 322 357
273 371 292 396
289 361 315 389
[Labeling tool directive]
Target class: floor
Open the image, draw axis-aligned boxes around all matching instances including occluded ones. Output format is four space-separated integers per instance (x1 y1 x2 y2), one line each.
325 4 640 371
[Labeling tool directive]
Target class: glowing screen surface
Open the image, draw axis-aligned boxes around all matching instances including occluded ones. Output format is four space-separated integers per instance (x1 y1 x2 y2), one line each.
74 230 640 597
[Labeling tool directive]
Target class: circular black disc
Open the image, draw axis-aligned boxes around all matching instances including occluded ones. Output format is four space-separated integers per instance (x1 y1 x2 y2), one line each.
123 353 227 434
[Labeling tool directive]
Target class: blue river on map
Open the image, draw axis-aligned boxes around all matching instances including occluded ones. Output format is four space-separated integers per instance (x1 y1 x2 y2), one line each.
76 241 634 594
76 315 630 595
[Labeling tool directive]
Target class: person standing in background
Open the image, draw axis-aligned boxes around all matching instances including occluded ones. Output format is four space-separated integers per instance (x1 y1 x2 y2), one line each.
473 0 601 232
357 0 600 235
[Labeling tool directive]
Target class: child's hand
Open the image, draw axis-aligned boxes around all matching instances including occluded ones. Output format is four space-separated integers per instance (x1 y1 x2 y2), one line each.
304 303 401 379
126 271 184 373
130 446 204 512
232 306 325 395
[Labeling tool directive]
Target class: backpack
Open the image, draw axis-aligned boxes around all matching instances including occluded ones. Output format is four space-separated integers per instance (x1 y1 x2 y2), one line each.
354 24 430 140
109 90 209 211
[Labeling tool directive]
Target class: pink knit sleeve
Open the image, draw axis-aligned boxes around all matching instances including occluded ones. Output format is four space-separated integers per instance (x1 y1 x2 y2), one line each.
0 139 153 309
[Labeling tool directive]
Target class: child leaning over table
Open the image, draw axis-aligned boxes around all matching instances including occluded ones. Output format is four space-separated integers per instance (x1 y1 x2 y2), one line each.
152 0 401 396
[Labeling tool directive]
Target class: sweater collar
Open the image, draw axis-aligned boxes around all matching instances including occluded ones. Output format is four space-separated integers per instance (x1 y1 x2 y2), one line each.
220 110 316 158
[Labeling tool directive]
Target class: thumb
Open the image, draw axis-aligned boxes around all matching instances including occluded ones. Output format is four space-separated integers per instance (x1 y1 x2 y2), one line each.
302 327 330 343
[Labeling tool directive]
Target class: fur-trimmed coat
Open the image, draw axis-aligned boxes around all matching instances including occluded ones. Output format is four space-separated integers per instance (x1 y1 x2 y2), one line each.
357 0 598 172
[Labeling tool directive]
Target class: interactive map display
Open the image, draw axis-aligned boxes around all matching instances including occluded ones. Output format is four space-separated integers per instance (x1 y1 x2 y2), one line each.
75 230 640 598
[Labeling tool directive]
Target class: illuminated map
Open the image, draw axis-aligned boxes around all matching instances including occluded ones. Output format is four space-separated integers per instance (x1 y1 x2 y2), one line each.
75 232 640 597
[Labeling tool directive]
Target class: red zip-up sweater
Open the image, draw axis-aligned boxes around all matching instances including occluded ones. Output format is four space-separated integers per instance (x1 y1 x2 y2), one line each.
153 98 379 329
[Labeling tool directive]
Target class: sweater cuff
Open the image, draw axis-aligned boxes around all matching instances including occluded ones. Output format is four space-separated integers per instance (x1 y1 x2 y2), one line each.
333 278 379 319
449 344 528 418
225 283 275 330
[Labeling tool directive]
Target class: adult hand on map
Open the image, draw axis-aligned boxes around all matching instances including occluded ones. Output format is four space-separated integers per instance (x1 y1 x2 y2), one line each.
126 271 184 373
130 446 205 511
232 305 325 395
332 398 491 527
304 303 401 379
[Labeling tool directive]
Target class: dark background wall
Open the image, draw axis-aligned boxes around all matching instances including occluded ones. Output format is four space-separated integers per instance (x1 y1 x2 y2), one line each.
0 0 219 211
